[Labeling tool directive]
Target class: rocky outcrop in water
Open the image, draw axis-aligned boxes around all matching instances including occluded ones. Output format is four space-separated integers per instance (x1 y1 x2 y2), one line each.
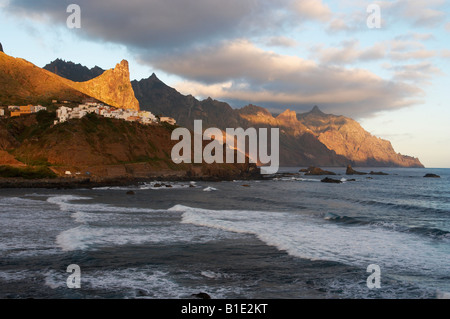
321 177 342 184
424 174 440 178
346 165 367 175
303 167 337 176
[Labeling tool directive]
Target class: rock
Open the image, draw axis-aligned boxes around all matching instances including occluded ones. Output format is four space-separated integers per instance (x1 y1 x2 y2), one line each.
346 165 367 175
165 184 173 188
242 184 250 187
321 177 342 184
370 171 389 175
424 174 440 178
192 292 211 300
71 60 140 111
189 184 196 188
153 183 162 188
126 190 135 195
366 177 373 180
299 168 309 173
305 167 337 176
347 179 356 182
0 42 3 53
136 289 148 297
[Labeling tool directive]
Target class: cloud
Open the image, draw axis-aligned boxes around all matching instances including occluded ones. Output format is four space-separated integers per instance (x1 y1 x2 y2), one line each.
312 40 387 65
6 0 338 52
6 0 293 50
377 0 447 27
147 39 423 117
264 36 298 48
293 0 331 22
311 37 437 65
387 62 442 83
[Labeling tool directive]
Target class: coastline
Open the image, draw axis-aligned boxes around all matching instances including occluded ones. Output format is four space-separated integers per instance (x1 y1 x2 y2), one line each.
0 171 263 189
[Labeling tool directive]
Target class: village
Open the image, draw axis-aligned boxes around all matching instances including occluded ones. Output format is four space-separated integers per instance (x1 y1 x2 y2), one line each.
0 100 176 127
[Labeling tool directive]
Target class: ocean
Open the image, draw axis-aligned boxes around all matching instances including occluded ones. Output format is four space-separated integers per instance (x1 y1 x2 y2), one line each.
0 167 449 299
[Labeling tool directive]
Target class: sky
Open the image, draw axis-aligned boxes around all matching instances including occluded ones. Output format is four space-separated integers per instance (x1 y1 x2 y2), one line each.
0 0 449 168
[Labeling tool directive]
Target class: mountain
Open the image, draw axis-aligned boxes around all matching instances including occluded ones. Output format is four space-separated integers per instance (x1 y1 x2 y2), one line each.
297 107 423 167
0 112 259 180
44 59 105 82
0 51 138 110
0 52 88 106
71 60 139 111
44 59 424 168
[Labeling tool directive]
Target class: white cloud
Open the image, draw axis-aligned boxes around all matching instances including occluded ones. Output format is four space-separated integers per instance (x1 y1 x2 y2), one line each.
148 39 423 117
293 0 332 22
377 0 446 27
265 36 298 48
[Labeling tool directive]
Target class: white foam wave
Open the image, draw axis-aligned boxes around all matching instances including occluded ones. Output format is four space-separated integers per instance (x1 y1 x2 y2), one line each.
203 187 218 192
47 195 160 214
174 205 450 277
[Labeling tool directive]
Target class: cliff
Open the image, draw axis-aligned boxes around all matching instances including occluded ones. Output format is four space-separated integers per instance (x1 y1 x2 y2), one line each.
0 52 139 111
71 60 140 111
297 107 424 168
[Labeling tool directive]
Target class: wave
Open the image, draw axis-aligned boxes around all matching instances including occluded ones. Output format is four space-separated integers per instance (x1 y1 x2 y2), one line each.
173 205 450 277
323 212 450 240
357 199 450 215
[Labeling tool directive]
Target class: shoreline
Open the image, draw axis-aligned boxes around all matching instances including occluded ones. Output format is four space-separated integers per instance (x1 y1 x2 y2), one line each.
0 174 265 189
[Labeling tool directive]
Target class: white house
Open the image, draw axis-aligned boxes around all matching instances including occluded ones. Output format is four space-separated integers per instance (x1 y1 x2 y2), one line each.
56 106 71 123
34 105 47 112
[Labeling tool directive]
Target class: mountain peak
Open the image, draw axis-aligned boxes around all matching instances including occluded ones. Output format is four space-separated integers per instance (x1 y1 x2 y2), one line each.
310 105 325 115
277 109 297 120
71 59 140 111
117 59 129 69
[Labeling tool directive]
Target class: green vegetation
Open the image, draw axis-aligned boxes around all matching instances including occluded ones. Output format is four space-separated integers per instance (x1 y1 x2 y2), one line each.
7 111 56 143
0 165 57 179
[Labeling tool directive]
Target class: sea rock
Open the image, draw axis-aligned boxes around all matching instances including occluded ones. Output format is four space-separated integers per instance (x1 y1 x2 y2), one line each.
242 184 250 187
305 167 337 176
191 292 211 300
153 183 162 188
299 168 309 173
126 190 135 195
370 171 389 176
346 165 367 175
321 177 342 184
424 174 440 178
165 184 173 188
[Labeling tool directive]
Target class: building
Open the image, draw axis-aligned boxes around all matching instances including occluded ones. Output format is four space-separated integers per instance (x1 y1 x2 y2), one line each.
11 105 33 117
54 104 159 126
34 105 47 112
139 111 157 123
55 106 71 124
160 117 176 125
10 105 47 117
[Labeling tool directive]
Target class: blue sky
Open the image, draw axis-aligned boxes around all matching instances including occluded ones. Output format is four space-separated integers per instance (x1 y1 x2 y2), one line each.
1 0 449 167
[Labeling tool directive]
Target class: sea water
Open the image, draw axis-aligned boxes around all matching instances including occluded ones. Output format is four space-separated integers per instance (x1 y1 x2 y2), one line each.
0 168 449 299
